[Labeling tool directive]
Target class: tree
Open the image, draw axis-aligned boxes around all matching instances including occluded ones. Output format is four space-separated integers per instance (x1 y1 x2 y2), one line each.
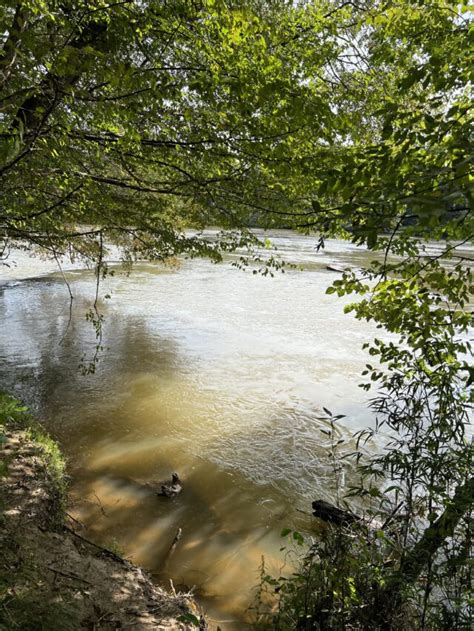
257 2 473 627
1 1 472 625
1 0 368 367
317 2 474 628
1 0 361 264
5 1 463 261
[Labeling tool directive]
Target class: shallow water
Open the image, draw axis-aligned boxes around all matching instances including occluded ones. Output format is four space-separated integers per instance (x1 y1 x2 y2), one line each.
2 232 467 627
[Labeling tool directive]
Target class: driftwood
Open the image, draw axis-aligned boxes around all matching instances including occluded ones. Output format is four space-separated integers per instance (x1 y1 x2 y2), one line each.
162 527 183 570
312 499 401 531
167 527 182 556
156 473 182 497
312 500 360 526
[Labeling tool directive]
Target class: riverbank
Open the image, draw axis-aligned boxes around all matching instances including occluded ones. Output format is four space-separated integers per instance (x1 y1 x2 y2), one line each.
0 394 204 630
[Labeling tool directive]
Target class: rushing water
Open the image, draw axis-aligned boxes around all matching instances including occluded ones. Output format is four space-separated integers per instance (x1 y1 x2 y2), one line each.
1 232 467 628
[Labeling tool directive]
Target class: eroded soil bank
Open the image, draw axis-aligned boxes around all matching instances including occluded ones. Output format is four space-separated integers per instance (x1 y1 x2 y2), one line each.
0 413 205 630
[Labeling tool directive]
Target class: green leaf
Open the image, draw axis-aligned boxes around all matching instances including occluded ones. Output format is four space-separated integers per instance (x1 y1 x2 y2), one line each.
177 613 200 626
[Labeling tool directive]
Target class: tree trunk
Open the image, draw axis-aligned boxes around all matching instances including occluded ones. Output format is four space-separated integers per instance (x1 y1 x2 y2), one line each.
396 476 473 585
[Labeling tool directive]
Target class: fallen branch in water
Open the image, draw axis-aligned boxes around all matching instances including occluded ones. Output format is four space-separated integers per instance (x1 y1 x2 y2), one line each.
167 527 183 556
312 499 393 531
312 500 359 526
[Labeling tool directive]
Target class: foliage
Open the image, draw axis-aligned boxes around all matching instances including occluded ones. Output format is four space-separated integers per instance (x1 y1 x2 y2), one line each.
246 2 473 629
303 0 473 248
3 1 471 260
254 525 414 631
312 3 473 626
1 0 384 366
1 1 473 628
0 0 346 263
255 348 472 628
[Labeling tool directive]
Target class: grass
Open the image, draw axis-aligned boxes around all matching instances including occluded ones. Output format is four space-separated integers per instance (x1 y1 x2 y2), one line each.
0 591 81 631
0 393 80 630
0 392 67 517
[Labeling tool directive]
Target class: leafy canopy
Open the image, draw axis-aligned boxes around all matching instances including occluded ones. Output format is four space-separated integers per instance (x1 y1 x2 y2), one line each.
1 4 473 624
1 0 350 262
3 1 471 264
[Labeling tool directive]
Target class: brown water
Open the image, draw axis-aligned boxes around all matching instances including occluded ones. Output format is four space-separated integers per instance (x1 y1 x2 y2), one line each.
1 231 463 628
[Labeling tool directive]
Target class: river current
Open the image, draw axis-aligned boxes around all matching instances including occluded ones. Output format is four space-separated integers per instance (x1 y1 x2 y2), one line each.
1 231 466 628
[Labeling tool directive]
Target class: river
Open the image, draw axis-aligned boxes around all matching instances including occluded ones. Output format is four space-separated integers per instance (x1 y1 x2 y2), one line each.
0 231 464 628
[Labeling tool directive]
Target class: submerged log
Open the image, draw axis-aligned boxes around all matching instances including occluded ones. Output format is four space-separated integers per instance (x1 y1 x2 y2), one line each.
312 499 401 532
168 527 182 555
157 472 182 497
312 500 360 526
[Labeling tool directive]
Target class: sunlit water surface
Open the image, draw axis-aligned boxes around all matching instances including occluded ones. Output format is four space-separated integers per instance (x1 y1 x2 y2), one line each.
1 232 469 628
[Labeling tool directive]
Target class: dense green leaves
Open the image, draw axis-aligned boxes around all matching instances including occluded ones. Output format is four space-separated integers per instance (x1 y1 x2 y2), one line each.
3 1 470 263
1 3 473 626
1 0 350 262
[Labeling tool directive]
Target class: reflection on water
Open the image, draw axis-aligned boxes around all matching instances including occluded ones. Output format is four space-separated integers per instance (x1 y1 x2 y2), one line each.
0 233 404 627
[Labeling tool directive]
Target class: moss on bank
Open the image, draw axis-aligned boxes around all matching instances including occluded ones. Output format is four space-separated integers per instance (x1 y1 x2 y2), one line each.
0 394 202 630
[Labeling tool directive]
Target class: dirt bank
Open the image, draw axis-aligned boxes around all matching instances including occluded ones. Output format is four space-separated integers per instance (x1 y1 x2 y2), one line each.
0 402 205 630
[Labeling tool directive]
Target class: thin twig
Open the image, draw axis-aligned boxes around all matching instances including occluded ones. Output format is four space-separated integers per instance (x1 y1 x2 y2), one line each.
47 565 93 584
63 525 128 565
51 247 74 344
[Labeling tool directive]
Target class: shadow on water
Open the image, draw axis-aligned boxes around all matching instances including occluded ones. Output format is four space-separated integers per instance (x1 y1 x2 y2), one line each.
0 267 367 629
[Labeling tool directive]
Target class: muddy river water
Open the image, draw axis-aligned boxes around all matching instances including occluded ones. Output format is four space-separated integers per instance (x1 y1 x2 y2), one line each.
0 231 462 628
